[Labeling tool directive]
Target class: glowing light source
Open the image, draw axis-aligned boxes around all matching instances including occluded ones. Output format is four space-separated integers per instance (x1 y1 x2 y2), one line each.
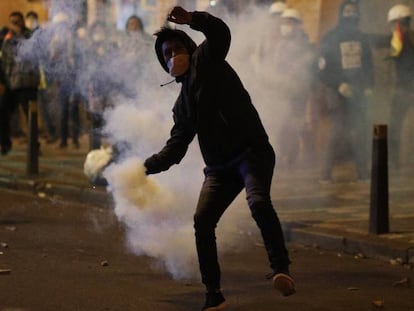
210 0 217 7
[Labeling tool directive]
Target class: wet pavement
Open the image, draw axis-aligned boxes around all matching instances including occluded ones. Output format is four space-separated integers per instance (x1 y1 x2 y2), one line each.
1 189 413 311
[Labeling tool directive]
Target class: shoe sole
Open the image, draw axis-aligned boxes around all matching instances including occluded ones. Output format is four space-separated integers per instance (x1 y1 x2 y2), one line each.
203 301 227 310
273 273 296 296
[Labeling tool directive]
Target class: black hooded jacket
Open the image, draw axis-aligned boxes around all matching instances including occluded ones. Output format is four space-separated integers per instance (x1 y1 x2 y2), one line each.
145 12 269 174
317 0 374 91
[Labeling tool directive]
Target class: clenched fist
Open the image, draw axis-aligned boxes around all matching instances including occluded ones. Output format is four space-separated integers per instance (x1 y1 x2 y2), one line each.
167 6 192 25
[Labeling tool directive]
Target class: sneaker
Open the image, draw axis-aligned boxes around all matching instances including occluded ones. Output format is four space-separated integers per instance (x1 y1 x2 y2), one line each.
201 291 226 311
273 273 296 296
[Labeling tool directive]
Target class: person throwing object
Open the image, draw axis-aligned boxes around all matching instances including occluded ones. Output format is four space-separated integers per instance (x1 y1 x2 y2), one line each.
144 6 295 310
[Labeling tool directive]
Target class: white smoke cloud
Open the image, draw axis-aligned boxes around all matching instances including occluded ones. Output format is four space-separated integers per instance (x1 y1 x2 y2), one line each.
103 157 199 280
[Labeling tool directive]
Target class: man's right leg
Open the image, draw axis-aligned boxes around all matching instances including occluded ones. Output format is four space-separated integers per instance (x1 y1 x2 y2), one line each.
194 171 242 309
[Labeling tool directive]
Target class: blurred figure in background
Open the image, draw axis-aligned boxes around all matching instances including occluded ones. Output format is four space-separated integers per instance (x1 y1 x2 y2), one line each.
124 15 152 51
317 0 374 182
1 26 11 155
268 1 287 38
252 1 287 72
87 21 118 150
274 8 315 169
120 15 153 80
386 4 414 170
1 11 39 148
24 10 58 144
48 12 82 149
0 44 10 155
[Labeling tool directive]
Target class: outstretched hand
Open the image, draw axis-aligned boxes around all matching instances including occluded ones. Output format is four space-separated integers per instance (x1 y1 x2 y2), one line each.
167 6 192 25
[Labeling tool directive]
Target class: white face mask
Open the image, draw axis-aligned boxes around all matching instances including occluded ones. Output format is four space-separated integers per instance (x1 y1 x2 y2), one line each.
26 18 38 31
167 54 190 77
280 24 293 37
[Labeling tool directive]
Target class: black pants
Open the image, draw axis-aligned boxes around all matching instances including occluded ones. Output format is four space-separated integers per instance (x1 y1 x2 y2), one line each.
194 143 291 291
322 88 368 179
0 93 12 151
390 87 414 168
58 85 80 146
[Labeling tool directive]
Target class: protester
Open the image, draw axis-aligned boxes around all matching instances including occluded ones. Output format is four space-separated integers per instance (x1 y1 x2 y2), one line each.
48 12 82 149
275 8 315 168
87 21 118 150
267 0 287 43
121 15 153 66
317 0 374 182
386 4 414 169
0 48 10 155
143 6 295 310
1 11 39 149
252 1 286 73
24 11 59 144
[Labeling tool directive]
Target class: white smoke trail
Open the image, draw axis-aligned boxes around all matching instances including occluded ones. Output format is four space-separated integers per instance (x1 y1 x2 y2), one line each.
103 157 199 279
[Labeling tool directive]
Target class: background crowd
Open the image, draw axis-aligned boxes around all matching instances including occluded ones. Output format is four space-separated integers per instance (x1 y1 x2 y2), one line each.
0 9 153 156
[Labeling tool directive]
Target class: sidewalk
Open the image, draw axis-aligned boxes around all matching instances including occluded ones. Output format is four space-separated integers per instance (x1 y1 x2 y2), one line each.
0 135 109 206
1 135 414 266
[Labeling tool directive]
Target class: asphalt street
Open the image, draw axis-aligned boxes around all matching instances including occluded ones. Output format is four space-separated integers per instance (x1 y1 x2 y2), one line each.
0 189 413 311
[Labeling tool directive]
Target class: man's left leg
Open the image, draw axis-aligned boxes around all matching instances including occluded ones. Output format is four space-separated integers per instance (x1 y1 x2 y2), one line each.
239 143 295 296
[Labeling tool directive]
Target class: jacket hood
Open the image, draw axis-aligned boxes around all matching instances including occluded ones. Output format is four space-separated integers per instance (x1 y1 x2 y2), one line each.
154 27 197 73
338 0 360 24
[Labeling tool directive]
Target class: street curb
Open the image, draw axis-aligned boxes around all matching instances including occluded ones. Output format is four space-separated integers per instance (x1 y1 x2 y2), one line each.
285 225 413 263
1 174 413 265
0 175 111 207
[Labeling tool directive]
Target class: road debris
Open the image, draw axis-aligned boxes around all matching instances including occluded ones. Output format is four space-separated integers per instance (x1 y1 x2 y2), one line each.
371 299 385 308
101 260 109 267
5 226 17 232
354 252 366 259
1 242 8 248
347 287 360 291
392 277 411 288
389 258 404 266
0 269 11 275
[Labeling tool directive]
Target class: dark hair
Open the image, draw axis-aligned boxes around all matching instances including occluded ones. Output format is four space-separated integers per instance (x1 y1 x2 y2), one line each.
340 0 359 15
126 15 144 32
26 11 38 19
9 11 24 20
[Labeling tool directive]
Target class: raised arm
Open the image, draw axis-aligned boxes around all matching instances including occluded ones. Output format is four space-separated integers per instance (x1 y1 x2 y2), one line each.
167 6 231 62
